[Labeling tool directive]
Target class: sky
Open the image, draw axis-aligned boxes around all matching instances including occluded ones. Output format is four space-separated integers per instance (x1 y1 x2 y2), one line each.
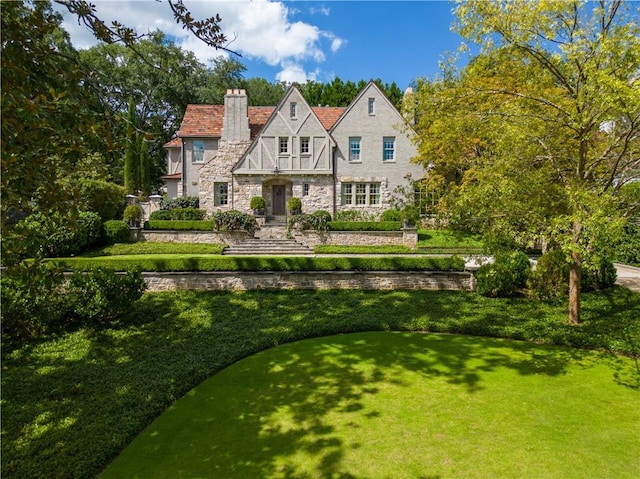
55 0 470 89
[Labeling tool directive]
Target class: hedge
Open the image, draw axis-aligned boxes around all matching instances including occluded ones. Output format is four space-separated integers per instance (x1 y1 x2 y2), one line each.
144 220 216 231
328 221 402 231
48 255 465 273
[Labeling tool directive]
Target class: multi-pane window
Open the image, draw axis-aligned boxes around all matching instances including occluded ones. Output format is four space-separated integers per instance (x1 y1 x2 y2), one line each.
303 183 310 196
279 137 289 154
383 137 395 161
349 137 361 162
214 182 228 206
300 137 310 154
341 182 381 206
368 98 375 115
290 102 297 118
192 140 205 163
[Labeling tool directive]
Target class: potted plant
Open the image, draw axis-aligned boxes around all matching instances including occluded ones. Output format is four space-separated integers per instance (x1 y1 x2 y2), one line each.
287 197 302 215
123 204 142 227
249 196 266 216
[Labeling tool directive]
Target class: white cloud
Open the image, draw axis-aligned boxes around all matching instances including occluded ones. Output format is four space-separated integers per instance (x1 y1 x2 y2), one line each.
309 6 330 16
55 0 345 81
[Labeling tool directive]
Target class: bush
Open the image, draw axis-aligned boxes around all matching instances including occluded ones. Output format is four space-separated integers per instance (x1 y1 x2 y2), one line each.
381 209 402 221
123 205 142 224
613 222 640 266
104 220 131 244
476 251 531 298
212 210 258 235
250 196 266 210
287 197 302 214
67 268 146 324
159 196 199 210
172 208 206 221
527 250 568 299
582 257 617 292
328 221 402 231
334 210 376 221
149 209 174 221
79 211 104 249
78 179 126 221
289 211 332 232
144 220 215 231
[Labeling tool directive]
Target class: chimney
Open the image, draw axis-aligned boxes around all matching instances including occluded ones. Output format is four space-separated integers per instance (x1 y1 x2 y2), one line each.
221 89 250 142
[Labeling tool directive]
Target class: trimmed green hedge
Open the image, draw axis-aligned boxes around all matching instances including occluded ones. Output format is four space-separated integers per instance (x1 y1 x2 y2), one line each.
144 220 215 231
315 245 418 254
48 255 465 273
328 221 402 231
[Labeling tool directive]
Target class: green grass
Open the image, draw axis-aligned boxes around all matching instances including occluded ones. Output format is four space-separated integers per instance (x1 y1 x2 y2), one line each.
2 288 639 479
82 242 227 256
101 332 640 479
417 228 485 251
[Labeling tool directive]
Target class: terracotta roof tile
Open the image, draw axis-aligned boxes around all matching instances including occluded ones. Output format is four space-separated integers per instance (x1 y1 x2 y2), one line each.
177 104 275 139
163 137 182 148
312 107 346 130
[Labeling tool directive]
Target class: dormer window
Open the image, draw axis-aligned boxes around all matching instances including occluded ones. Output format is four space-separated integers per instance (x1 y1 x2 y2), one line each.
368 98 375 115
290 102 297 118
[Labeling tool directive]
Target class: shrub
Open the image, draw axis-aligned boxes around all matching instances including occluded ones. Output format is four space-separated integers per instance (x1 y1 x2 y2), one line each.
527 250 568 299
212 210 258 235
328 221 402 231
123 205 142 224
144 220 215 231
159 196 199 210
289 211 332 232
149 209 174 221
78 179 126 221
78 211 104 249
67 268 146 323
476 251 531 298
582 257 617 291
249 196 266 210
287 197 302 214
104 220 131 244
381 209 402 221
171 208 206 221
613 222 640 267
334 210 376 221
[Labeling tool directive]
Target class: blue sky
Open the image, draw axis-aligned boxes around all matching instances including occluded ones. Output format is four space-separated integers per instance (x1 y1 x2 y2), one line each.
57 0 468 88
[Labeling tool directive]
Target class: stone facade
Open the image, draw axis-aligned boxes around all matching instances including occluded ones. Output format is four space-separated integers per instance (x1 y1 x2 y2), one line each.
293 229 418 247
140 230 250 244
142 271 476 292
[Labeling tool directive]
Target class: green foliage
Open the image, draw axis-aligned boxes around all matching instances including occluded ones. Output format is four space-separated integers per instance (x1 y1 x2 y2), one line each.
149 208 206 221
144 220 215 231
333 210 376 222
159 196 200 210
212 210 258 235
123 204 142 223
138 139 151 196
582 258 618 292
476 251 531 298
103 220 131 245
249 196 266 210
78 179 126 221
87 242 226 256
315 245 417 254
528 250 569 300
124 97 138 193
614 222 640 267
67 268 146 324
287 197 302 214
328 221 402 232
51 255 466 273
381 209 403 221
288 211 332 232
149 210 174 221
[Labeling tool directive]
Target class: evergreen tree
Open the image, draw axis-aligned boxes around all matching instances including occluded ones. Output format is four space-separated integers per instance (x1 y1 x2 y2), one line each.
123 97 139 194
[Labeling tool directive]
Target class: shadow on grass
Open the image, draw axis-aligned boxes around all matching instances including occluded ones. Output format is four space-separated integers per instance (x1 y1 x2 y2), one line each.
2 288 639 479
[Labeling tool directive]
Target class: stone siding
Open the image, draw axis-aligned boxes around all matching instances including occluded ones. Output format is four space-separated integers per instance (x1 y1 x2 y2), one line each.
143 271 475 292
293 229 418 247
140 230 249 244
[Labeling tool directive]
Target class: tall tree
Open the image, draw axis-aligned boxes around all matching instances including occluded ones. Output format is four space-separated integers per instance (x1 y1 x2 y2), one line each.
197 56 246 104
123 97 138 194
413 0 640 324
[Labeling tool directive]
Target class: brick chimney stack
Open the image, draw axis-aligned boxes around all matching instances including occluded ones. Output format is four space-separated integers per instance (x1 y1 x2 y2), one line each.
221 89 250 142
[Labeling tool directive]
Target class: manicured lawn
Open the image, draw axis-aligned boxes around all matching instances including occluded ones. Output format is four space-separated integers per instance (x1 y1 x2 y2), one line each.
417 229 484 251
101 332 640 479
2 288 639 479
83 242 227 256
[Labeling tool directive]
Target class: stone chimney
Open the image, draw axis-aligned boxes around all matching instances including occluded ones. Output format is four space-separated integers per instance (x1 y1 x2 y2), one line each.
221 89 250 142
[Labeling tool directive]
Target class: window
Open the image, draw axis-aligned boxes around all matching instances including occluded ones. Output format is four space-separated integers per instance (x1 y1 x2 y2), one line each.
341 182 381 206
290 102 297 118
303 183 310 196
279 137 289 154
368 98 375 115
383 137 395 161
192 140 204 163
300 137 310 154
349 137 361 162
214 182 228 206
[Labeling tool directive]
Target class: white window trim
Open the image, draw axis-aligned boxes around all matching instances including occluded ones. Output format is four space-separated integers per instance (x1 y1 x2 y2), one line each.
341 182 381 206
279 137 289 155
383 137 395 162
192 140 205 164
300 137 310 155
368 98 375 116
349 137 361 162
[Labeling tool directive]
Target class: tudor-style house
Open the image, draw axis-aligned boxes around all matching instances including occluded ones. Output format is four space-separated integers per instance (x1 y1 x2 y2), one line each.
162 81 424 219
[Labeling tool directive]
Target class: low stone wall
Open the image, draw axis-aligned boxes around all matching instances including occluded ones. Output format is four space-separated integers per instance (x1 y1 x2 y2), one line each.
143 271 476 292
139 230 249 244
293 228 418 247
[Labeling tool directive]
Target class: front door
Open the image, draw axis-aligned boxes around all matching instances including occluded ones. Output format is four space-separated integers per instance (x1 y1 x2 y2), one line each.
272 185 285 215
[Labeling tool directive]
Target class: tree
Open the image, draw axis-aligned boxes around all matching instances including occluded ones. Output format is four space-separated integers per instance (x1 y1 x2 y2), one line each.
197 57 246 104
412 0 640 324
123 97 138 193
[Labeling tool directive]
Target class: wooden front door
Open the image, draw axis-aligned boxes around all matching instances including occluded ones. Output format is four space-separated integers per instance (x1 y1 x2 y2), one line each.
272 185 285 215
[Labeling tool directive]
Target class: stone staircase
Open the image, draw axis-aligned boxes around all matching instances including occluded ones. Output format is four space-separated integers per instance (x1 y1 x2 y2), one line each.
223 238 313 256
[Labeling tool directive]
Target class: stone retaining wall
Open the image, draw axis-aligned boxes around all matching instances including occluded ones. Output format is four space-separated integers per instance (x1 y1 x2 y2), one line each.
143 271 475 292
138 230 249 244
294 229 418 247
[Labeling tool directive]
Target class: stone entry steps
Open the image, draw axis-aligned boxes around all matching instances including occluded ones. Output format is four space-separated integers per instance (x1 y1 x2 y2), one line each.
223 238 313 256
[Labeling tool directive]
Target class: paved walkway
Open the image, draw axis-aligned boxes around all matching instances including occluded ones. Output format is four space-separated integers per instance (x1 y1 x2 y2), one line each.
614 263 640 292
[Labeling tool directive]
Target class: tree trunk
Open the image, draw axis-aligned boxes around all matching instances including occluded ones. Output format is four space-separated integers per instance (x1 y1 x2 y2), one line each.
568 250 581 325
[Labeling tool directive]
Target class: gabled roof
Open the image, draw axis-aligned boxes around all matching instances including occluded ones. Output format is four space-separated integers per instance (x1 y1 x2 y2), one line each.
177 104 275 138
312 107 346 130
163 137 182 148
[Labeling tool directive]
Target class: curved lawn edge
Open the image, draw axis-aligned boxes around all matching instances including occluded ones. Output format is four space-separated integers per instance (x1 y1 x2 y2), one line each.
100 331 640 479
